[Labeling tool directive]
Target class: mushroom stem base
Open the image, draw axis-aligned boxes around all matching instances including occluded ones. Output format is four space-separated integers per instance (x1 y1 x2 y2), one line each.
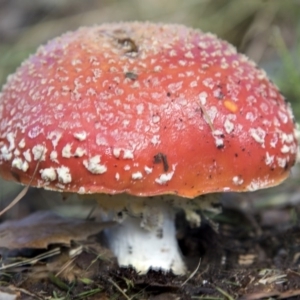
105 203 186 275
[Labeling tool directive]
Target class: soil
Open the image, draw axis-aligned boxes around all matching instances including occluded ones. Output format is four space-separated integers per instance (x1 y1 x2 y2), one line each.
1 199 300 300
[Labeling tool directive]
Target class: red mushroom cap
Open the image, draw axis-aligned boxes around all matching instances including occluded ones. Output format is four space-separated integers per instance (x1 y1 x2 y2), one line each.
0 22 298 198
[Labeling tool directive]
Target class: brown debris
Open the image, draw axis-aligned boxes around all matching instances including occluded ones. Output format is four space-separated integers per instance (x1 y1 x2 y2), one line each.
0 211 115 249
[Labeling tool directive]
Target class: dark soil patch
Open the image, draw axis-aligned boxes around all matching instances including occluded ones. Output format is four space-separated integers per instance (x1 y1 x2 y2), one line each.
1 203 300 300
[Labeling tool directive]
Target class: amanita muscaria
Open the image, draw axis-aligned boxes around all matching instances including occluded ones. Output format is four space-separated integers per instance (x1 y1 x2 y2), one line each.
0 22 298 275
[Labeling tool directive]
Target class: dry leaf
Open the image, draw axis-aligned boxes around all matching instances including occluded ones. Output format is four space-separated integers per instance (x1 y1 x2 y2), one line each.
0 211 115 249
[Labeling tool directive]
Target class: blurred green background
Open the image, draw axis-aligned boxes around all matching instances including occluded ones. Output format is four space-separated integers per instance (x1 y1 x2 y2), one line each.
0 0 300 219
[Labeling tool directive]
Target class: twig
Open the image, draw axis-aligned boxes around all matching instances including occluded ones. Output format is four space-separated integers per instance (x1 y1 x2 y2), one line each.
108 278 131 300
215 287 235 300
86 204 97 220
7 286 44 300
55 257 76 277
0 185 30 216
0 247 60 271
0 145 44 216
181 258 201 286
199 102 215 132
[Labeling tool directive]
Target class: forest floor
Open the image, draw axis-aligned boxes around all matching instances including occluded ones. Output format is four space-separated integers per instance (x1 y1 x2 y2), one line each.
1 1 300 299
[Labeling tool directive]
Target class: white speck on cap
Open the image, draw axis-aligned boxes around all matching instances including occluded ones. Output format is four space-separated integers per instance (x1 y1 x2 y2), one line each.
198 92 207 105
155 164 176 185
32 144 46 161
62 143 72 158
212 130 224 148
136 103 144 115
280 145 290 154
132 172 143 180
78 186 86 194
185 51 194 59
12 157 29 172
123 149 134 159
224 118 234 134
14 148 20 156
151 135 160 146
83 155 107 174
74 147 86 157
18 138 26 149
152 115 160 123
247 178 273 191
179 60 187 66
47 130 62 148
155 171 174 185
154 65 162 72
56 166 72 184
73 131 87 141
23 149 32 162
277 157 287 168
168 81 183 93
0 145 12 161
249 127 266 146
40 167 57 182
71 59 82 66
202 78 214 89
124 165 130 171
265 152 274 166
169 49 177 56
281 133 295 144
28 125 44 139
113 148 122 158
56 183 66 190
144 166 153 174
96 134 108 146
246 112 256 122
190 81 198 88
232 176 243 186
7 132 15 151
50 150 58 162
206 106 218 124
278 111 288 124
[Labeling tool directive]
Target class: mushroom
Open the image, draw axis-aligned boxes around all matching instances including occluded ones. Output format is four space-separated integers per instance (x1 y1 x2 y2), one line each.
0 22 298 275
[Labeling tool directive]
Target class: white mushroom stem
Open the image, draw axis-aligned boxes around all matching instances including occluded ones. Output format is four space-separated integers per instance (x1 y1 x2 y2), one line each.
103 201 186 275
